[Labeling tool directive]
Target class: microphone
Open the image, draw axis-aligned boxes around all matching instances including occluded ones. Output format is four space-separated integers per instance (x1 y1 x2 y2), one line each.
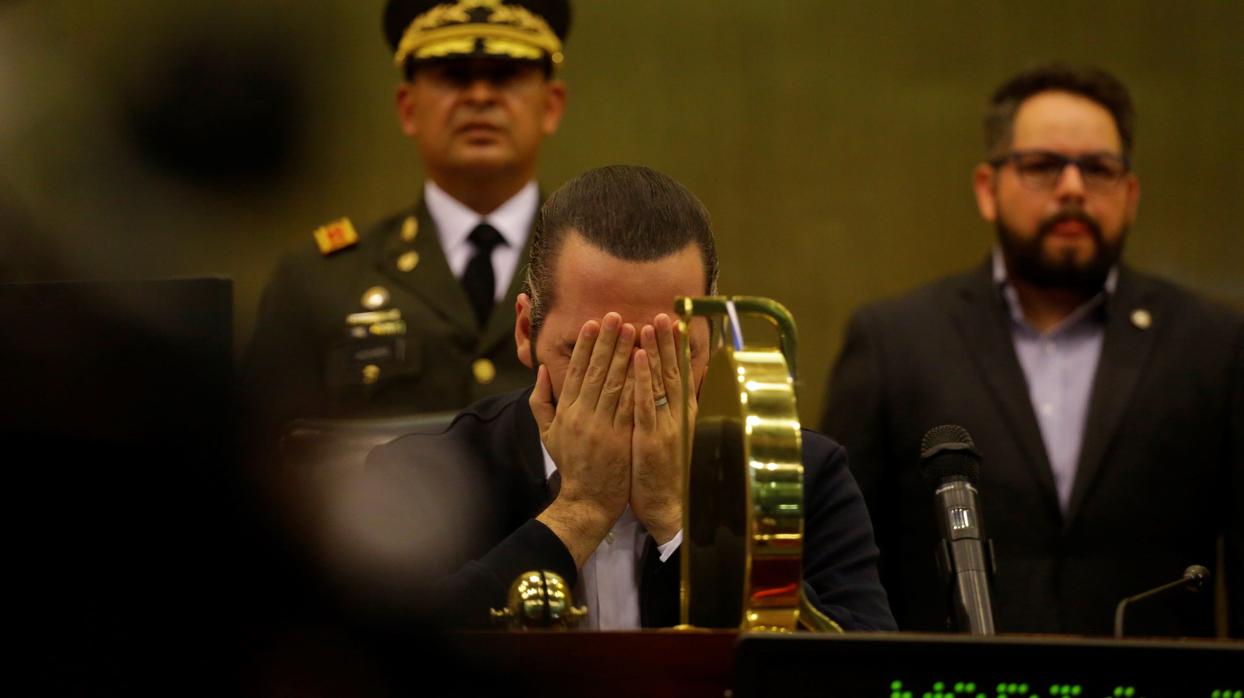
921 424 996 635
1113 564 1210 638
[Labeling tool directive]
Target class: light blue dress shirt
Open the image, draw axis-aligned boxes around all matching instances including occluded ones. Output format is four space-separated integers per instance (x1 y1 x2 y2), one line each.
992 249 1116 513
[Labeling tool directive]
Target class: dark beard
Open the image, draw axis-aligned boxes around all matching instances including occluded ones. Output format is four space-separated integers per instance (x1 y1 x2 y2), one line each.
996 206 1124 295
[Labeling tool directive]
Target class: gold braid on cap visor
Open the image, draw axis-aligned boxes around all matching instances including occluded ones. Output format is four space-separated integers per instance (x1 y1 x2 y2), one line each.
393 0 564 68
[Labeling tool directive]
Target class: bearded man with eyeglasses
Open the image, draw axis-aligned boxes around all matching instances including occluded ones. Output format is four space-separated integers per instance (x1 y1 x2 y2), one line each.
821 64 1243 638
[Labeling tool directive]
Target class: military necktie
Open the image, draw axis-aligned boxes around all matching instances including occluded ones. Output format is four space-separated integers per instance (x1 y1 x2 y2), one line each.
462 223 505 327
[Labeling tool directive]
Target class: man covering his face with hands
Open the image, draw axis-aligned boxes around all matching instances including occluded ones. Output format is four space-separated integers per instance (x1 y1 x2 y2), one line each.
368 165 894 631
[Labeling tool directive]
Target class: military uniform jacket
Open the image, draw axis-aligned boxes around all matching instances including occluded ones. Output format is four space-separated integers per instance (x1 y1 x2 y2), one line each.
242 198 534 435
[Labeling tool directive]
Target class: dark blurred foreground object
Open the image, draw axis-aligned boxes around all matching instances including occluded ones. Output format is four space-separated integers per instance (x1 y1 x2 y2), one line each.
0 187 61 282
280 411 457 476
2 278 239 689
1 279 486 694
122 36 305 187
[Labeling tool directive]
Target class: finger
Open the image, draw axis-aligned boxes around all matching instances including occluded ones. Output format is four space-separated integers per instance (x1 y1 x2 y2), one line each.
616 356 636 429
640 324 665 401
634 349 657 430
656 314 683 405
529 364 555 438
576 313 621 408
559 320 600 407
595 321 636 413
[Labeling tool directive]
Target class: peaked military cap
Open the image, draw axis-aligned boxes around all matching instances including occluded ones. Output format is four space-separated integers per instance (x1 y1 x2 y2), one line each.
383 0 571 70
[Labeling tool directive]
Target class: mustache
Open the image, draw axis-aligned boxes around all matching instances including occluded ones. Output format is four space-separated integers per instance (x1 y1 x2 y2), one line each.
1037 206 1102 239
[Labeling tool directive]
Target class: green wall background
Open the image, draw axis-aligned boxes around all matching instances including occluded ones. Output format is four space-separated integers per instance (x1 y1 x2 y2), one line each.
2 1 1241 425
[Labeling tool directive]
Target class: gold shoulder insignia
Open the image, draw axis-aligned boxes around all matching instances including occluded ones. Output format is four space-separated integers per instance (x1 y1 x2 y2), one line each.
313 218 359 256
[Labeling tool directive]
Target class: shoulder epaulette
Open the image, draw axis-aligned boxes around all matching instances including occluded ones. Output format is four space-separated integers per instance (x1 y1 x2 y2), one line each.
312 217 359 256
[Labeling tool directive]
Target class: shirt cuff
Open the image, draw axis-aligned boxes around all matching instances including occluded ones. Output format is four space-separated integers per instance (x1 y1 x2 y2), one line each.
656 529 683 562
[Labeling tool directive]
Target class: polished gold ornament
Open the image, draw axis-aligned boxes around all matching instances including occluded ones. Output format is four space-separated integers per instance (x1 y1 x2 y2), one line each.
361 364 381 385
393 0 563 68
491 570 586 629
675 296 842 634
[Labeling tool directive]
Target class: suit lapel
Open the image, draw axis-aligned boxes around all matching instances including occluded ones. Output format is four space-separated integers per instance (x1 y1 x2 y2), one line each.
948 264 1061 515
1064 268 1160 529
377 200 477 337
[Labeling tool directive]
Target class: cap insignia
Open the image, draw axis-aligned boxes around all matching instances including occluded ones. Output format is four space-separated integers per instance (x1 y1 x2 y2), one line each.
394 0 563 68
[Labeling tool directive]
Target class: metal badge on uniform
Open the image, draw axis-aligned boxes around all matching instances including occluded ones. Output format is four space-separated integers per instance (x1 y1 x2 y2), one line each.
313 218 359 256
401 216 418 242
397 251 420 272
346 308 407 337
347 309 402 326
473 357 497 385
361 286 390 309
1130 308 1152 330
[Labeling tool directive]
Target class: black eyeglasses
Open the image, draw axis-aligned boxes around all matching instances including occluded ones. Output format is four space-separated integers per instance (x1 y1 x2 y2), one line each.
989 150 1131 192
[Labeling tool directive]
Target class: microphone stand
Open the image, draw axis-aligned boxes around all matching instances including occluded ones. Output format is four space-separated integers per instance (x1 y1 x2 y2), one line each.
1113 565 1210 638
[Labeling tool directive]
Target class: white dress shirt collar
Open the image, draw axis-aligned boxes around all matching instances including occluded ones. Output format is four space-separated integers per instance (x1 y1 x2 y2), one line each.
423 180 539 302
424 180 538 257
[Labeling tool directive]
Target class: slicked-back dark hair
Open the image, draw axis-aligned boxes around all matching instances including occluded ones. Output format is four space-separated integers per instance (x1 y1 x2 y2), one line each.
985 63 1135 158
524 165 718 336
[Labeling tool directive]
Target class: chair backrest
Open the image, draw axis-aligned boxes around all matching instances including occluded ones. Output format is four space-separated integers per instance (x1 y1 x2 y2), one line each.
279 411 458 476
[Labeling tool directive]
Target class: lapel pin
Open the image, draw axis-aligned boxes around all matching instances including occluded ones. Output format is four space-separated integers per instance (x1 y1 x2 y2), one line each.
1130 308 1152 330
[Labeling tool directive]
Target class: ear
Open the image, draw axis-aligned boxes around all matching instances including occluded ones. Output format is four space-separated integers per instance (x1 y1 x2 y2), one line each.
515 292 535 369
395 81 418 138
1124 172 1141 224
540 79 567 136
972 162 999 223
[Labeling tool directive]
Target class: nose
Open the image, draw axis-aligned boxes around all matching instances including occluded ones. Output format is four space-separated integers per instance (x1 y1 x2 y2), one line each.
1052 161 1087 201
463 76 499 105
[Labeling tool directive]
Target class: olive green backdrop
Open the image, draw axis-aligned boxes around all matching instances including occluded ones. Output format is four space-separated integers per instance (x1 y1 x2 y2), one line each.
2 1 1241 425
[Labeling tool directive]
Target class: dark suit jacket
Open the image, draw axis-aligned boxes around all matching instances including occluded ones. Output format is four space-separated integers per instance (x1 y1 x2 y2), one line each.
366 387 897 631
822 262 1244 637
241 199 533 433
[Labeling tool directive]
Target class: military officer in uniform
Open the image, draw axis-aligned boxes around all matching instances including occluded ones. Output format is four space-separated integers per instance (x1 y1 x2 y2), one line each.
242 0 570 439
